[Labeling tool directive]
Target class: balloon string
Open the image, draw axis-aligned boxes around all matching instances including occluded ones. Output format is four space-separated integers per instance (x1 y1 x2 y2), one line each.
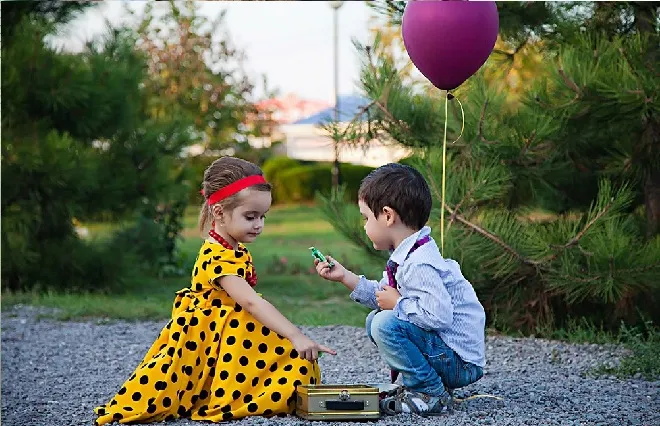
451 96 465 144
440 93 464 254
440 92 449 254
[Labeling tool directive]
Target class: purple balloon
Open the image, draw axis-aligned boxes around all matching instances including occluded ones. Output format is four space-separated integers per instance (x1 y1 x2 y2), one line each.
402 0 499 90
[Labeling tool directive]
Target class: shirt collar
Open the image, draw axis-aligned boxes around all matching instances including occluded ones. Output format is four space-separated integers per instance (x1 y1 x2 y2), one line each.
389 226 431 265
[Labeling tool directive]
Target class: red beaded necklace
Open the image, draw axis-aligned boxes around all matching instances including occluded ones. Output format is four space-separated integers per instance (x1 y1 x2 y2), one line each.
208 229 257 287
208 229 234 250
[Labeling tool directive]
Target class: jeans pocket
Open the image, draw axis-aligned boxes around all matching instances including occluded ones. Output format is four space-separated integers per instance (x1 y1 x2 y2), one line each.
459 363 483 388
424 350 461 389
474 366 484 382
423 351 451 372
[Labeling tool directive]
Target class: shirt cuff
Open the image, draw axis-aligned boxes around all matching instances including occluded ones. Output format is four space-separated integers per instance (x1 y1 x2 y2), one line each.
349 276 379 309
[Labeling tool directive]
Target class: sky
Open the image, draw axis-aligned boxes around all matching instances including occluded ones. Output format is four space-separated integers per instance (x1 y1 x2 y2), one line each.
50 1 376 104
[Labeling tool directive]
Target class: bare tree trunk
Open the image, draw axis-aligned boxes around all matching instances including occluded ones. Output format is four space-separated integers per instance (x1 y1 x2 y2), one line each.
644 168 660 237
635 3 660 236
641 117 660 237
633 2 658 35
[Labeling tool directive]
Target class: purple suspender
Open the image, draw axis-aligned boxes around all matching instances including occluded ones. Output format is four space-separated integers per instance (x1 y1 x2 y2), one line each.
384 235 431 383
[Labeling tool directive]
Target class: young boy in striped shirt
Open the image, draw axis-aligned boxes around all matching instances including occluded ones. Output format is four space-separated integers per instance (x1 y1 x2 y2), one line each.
314 163 486 416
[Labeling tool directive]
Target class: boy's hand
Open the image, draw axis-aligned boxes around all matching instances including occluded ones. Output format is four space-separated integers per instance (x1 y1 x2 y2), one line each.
376 286 401 310
314 256 346 283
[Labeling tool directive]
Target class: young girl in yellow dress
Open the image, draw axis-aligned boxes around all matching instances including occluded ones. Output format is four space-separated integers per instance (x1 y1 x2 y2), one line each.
94 157 336 425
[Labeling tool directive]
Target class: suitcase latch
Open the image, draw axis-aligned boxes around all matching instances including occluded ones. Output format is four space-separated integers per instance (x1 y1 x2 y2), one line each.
339 390 350 401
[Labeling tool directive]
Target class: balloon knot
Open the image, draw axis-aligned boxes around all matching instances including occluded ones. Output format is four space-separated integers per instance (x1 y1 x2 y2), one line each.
447 93 455 100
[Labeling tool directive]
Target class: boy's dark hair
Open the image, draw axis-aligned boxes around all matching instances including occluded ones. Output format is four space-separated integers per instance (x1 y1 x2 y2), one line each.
358 163 432 230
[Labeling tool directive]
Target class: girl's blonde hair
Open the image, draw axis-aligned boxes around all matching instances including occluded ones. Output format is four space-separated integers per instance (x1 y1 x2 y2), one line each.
198 157 271 234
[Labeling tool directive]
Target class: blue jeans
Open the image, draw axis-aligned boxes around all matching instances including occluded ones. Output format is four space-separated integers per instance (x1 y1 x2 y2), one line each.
366 310 483 397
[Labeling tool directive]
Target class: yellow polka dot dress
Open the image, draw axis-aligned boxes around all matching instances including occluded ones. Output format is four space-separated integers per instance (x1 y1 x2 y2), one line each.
94 241 320 424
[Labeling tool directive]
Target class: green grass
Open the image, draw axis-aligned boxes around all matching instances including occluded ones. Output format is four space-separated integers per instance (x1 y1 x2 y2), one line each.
2 204 376 326
486 315 659 380
4 204 658 379
538 317 660 381
549 317 620 345
2 289 178 322
590 320 660 381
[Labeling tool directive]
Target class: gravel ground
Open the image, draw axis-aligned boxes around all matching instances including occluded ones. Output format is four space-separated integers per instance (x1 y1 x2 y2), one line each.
2 305 659 426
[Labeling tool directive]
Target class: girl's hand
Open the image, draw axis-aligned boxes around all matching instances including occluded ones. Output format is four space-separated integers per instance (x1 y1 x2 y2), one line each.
290 333 337 361
314 256 346 283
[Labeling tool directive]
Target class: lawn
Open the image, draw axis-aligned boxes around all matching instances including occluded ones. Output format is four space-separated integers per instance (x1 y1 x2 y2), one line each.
2 204 379 327
4 204 659 378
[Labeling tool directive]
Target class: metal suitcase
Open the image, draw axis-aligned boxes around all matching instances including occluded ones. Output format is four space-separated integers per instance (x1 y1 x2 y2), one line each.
296 384 381 421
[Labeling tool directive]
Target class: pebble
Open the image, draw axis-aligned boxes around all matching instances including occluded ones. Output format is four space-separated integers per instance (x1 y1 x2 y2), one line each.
2 305 659 426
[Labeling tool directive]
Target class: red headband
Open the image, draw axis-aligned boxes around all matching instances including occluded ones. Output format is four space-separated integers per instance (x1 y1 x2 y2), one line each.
201 175 268 205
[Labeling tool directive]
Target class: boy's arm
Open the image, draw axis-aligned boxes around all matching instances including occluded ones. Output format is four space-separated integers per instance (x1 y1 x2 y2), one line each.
320 256 385 310
345 272 388 310
394 263 454 331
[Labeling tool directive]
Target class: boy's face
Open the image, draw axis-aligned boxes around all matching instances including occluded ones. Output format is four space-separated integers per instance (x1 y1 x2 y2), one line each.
359 199 393 251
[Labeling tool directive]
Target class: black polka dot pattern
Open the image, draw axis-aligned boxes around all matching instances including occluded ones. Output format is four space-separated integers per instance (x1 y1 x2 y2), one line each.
93 240 320 425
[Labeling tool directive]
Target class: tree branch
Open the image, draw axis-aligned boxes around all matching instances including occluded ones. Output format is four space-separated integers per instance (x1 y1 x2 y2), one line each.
644 59 660 78
519 130 537 158
535 65 582 109
619 46 650 99
493 38 528 59
567 204 612 248
446 204 540 267
448 185 477 231
560 262 660 285
557 68 582 95
372 99 416 142
492 48 513 57
543 199 615 263
478 99 499 145
424 159 539 267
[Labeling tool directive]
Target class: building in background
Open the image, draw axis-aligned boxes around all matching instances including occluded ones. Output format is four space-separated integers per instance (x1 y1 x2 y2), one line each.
279 95 410 167
247 94 330 149
257 94 331 125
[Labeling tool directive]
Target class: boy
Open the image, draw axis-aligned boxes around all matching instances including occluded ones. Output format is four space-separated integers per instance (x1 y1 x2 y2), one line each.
314 163 485 416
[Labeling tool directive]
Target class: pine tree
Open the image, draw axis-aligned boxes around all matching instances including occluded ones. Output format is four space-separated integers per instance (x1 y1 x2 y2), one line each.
1 3 152 291
319 2 660 331
1 1 257 290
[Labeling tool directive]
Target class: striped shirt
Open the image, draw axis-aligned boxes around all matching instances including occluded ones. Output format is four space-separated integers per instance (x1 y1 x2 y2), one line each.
350 226 486 367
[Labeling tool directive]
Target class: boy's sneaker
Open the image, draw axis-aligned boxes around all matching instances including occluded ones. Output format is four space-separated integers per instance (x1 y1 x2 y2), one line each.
380 388 453 417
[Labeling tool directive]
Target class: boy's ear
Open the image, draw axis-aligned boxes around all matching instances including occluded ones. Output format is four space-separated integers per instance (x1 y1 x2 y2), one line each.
381 206 398 226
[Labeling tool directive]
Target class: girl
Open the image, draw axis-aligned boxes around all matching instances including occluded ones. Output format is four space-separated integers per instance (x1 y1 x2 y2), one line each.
94 157 335 425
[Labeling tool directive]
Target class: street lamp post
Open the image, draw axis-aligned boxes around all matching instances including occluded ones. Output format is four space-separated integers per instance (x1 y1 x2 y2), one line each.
329 0 343 190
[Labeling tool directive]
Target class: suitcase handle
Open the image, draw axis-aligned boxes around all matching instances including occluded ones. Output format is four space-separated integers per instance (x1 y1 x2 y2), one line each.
326 400 365 411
